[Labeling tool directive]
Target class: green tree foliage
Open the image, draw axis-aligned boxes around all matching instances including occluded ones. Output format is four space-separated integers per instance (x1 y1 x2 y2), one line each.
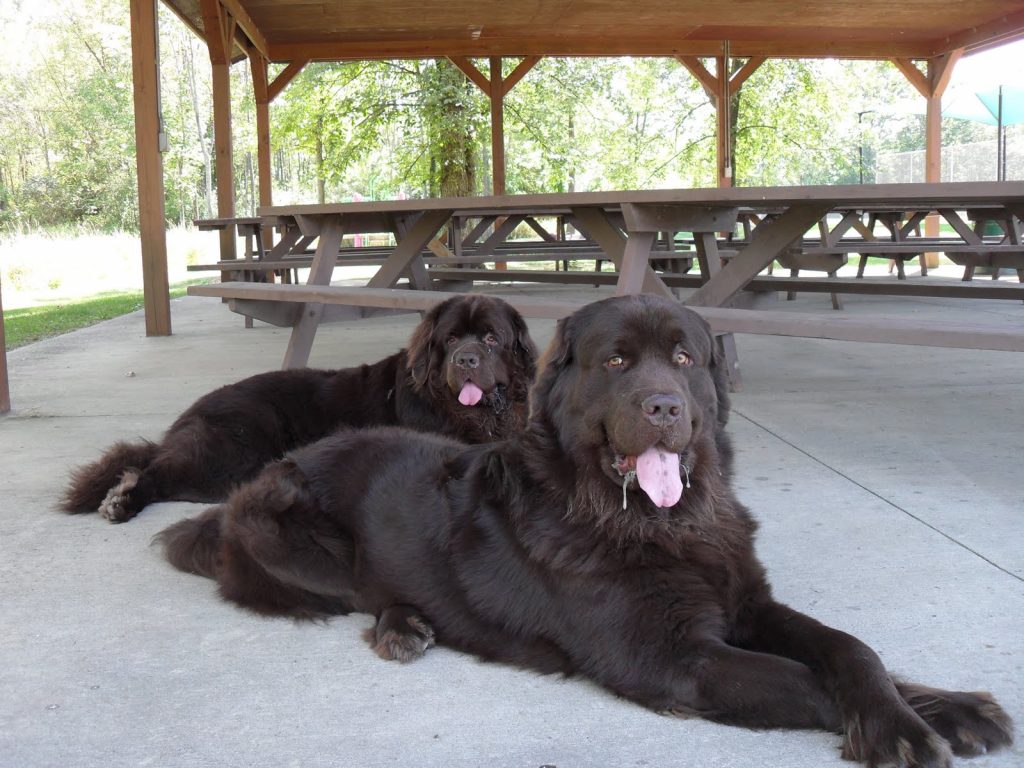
1 0 137 230
0 0 1005 237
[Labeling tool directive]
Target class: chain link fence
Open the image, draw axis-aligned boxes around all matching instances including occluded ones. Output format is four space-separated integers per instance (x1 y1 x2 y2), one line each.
875 134 1023 183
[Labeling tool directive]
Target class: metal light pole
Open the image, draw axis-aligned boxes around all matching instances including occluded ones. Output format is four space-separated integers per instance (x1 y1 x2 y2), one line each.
857 110 876 184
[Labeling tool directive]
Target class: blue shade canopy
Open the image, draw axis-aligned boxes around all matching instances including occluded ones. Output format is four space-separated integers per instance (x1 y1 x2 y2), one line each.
976 86 1024 125
942 93 1000 124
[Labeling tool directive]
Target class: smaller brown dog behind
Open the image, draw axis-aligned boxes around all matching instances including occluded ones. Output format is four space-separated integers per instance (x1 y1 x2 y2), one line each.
62 294 536 523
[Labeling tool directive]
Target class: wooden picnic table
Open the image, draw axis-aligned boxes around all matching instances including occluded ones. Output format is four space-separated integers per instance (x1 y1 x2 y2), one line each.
188 182 1024 384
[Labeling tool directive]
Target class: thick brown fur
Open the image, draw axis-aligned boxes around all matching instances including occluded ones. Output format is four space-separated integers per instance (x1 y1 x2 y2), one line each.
159 294 1012 766
63 294 536 522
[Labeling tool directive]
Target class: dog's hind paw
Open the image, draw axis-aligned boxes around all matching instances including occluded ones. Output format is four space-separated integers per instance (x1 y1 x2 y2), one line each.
98 471 140 523
365 605 435 663
898 683 1014 757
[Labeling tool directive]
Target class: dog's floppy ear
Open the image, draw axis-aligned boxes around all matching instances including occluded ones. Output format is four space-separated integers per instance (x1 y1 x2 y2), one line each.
709 334 732 428
406 300 450 389
508 308 539 379
528 314 575 420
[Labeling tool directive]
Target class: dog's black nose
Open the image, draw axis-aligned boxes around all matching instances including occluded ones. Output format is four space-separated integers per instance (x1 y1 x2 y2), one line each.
455 350 480 369
641 393 683 427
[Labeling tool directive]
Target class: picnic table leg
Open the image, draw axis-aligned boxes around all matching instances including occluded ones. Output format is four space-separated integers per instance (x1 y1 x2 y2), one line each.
692 230 742 391
686 203 830 308
571 207 671 297
282 218 345 369
367 209 453 289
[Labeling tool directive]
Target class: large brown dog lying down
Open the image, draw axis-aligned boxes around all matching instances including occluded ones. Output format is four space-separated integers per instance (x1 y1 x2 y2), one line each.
62 294 536 523
159 295 1011 766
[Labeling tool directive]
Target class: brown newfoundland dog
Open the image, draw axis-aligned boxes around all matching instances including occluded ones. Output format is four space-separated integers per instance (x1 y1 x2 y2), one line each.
158 294 1010 765
62 294 536 523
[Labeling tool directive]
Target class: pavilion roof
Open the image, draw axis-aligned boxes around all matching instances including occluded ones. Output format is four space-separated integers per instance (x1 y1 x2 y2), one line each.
163 0 1024 64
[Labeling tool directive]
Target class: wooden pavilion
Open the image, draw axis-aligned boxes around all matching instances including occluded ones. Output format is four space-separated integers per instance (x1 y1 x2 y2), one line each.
2 1 1023 414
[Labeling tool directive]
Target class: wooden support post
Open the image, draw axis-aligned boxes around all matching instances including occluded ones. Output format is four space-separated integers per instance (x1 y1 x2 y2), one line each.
894 50 962 268
211 62 235 260
0 274 9 413
490 56 505 196
677 54 762 189
201 0 237 261
130 0 171 336
923 51 961 267
249 49 272 208
716 55 732 188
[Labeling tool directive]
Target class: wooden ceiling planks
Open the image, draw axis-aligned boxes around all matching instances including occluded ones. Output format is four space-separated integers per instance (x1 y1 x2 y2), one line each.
163 0 1024 62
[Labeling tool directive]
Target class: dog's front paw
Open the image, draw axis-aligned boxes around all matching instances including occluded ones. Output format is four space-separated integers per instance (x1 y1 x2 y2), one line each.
98 470 140 523
365 605 435 663
842 697 952 768
898 683 1014 757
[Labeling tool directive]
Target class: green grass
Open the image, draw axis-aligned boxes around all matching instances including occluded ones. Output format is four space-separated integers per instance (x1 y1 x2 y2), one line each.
3 280 207 349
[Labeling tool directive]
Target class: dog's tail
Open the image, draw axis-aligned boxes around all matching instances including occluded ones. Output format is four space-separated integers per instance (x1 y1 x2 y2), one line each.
61 440 159 513
154 507 223 580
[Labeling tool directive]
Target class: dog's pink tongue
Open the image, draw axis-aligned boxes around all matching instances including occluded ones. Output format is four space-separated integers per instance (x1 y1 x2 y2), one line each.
458 381 484 406
635 446 684 508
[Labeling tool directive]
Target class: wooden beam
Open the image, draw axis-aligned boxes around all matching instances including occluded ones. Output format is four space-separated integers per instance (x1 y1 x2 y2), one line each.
676 56 719 103
490 56 506 195
502 55 541 94
268 38 937 62
0 274 9 413
449 56 491 95
930 8 1024 56
217 0 270 60
729 56 765 95
130 0 171 336
249 48 273 207
892 58 930 98
267 59 308 102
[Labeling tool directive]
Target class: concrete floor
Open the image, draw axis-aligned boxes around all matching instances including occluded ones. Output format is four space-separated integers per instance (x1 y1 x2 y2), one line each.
1 285 1022 768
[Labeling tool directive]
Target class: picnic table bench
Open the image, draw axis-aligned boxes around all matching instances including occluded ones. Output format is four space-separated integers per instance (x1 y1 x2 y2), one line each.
188 183 1024 389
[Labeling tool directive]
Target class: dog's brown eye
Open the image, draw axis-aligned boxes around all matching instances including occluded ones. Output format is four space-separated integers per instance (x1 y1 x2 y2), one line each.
606 355 624 368
483 332 499 346
447 336 458 346
675 351 693 367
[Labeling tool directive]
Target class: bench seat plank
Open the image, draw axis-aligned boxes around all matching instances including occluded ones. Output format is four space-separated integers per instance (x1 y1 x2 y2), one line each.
187 282 1024 352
